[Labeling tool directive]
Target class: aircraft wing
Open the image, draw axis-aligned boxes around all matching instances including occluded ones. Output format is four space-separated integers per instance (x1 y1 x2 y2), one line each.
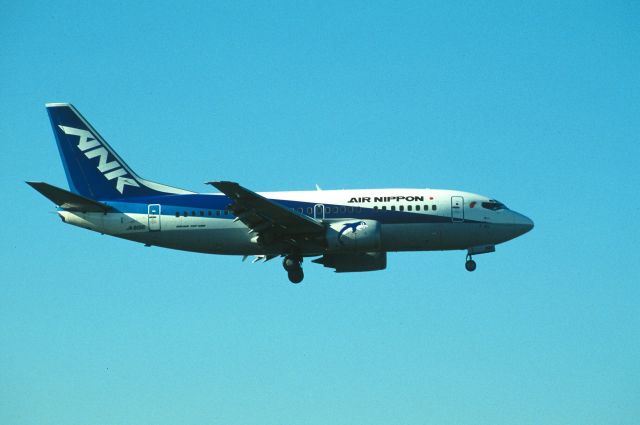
27 181 111 212
207 181 324 242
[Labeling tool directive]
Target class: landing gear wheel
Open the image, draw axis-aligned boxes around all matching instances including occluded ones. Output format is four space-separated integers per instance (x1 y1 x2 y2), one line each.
288 269 304 284
283 255 302 272
282 255 302 272
283 255 304 283
465 259 477 272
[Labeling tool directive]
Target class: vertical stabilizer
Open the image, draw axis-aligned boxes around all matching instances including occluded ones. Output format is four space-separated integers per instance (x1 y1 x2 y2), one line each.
46 103 192 200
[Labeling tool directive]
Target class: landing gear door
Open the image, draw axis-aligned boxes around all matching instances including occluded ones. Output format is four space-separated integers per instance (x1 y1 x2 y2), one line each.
148 204 161 231
451 196 464 222
314 204 325 220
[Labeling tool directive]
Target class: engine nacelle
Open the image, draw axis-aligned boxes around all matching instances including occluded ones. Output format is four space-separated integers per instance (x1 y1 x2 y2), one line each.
312 252 387 273
326 219 381 251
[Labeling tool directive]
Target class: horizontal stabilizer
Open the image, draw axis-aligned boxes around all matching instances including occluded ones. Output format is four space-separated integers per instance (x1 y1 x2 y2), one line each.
26 182 111 212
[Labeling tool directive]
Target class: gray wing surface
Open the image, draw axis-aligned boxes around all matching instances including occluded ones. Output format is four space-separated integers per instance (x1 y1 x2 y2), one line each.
207 181 324 249
27 182 111 212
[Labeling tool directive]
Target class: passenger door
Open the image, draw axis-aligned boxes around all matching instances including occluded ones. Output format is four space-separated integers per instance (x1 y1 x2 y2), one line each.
451 196 464 222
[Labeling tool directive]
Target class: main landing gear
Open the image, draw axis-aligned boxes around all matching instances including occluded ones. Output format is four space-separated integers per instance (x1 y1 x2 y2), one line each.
283 255 304 284
465 253 477 272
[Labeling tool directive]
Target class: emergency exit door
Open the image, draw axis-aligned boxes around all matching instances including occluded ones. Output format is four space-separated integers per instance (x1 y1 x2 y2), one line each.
148 204 161 231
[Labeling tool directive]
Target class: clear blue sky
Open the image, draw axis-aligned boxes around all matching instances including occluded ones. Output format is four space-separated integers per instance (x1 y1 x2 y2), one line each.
1 1 639 424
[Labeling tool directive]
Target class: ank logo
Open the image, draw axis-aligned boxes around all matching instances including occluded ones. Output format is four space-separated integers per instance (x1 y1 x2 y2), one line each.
338 221 368 245
59 125 140 194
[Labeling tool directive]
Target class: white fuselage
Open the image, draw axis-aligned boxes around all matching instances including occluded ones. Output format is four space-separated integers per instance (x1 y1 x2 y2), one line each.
58 188 534 257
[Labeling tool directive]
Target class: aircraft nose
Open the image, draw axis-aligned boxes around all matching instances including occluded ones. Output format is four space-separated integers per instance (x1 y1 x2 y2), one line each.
513 212 534 235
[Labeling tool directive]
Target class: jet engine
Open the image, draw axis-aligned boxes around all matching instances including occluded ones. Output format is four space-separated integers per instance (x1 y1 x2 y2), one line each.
325 219 381 251
312 252 387 273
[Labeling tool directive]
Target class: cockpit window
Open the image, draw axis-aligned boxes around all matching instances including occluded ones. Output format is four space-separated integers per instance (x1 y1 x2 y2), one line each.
481 200 507 211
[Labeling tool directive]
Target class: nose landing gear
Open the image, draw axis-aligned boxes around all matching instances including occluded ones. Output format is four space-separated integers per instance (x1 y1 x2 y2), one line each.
464 245 494 272
465 254 477 272
283 255 304 284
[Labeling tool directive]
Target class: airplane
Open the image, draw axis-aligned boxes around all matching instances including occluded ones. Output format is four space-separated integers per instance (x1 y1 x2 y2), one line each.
28 103 534 284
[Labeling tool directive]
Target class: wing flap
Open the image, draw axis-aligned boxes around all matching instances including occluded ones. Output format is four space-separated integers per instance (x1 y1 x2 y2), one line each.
27 182 111 212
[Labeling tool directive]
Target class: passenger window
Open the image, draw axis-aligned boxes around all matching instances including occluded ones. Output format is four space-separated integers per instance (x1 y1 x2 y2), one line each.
184 211 188 217
333 207 338 213
391 206 396 211
307 207 312 215
432 205 437 211
175 211 179 217
424 205 429 211
416 205 421 211
382 206 387 211
297 208 303 213
373 206 379 210
348 207 353 213
340 206 346 213
407 205 412 211
399 205 404 211
208 210 212 216
192 211 196 216
200 211 204 216
216 210 221 216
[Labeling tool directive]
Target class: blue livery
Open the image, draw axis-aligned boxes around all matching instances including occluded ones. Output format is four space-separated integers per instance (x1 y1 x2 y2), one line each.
29 103 534 283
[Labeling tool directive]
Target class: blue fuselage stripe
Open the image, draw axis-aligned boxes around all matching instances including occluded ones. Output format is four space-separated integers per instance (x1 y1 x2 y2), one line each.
94 195 473 225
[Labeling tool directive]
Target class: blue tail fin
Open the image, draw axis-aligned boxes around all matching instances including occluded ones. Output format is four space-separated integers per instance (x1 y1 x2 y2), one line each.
46 103 192 200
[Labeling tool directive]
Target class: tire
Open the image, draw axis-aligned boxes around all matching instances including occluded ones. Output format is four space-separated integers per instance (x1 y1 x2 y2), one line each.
283 256 301 272
465 260 477 272
288 269 304 284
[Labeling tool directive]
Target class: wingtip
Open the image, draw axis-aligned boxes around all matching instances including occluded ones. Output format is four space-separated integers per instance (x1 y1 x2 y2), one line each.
45 102 72 108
